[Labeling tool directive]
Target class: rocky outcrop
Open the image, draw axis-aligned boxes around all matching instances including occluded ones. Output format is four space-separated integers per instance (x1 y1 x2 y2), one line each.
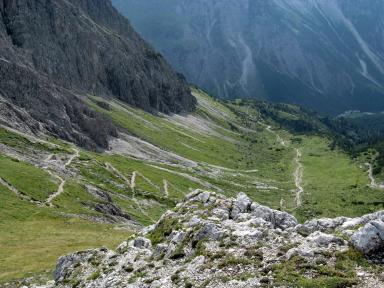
296 210 384 235
351 220 384 257
94 203 131 222
0 60 117 150
46 191 384 288
0 0 195 149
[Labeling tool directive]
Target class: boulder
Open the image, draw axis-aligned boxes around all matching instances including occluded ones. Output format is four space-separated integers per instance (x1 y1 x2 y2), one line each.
194 223 225 241
169 231 186 245
212 208 230 220
54 248 110 282
188 217 202 227
287 232 346 259
351 220 384 255
154 243 168 257
94 202 131 220
231 192 252 219
250 203 298 230
296 217 347 235
133 237 151 249
250 203 274 222
307 231 346 247
274 211 298 230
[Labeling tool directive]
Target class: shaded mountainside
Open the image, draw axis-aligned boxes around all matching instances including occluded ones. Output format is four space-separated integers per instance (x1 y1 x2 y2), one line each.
113 0 384 115
0 0 195 149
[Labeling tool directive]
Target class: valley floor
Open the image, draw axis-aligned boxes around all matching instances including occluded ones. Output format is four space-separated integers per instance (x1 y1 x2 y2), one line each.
0 89 383 285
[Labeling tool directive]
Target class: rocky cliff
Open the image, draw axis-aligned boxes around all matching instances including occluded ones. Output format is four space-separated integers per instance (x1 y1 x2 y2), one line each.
47 191 384 287
114 0 384 115
0 0 195 149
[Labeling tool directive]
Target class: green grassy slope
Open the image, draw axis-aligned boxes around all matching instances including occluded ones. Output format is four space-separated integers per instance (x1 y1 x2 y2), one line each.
87 89 382 219
0 88 382 284
0 184 131 283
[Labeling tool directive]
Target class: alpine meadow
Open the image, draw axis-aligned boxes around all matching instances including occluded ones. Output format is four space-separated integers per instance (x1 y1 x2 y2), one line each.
0 1 384 287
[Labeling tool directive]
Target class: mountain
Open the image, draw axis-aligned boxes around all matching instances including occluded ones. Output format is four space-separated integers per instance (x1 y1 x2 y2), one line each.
2 89 384 286
0 0 195 150
2 1 384 286
50 191 384 288
113 0 384 115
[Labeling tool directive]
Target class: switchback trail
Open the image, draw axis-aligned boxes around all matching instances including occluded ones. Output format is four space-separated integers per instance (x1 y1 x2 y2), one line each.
293 148 304 208
257 121 306 208
45 148 79 206
45 171 65 206
365 163 384 189
163 179 169 198
103 164 157 223
257 121 287 147
130 171 136 194
65 148 80 168
266 125 287 147
105 162 131 187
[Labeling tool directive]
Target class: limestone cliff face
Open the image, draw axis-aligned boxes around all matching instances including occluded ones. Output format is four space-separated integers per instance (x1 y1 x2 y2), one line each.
114 0 384 115
0 0 196 149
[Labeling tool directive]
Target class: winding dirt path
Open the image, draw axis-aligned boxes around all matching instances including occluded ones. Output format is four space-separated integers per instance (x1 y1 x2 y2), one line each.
132 198 156 223
293 148 304 207
258 121 306 207
163 179 169 198
257 122 287 147
136 171 159 190
45 171 65 206
45 148 79 206
266 125 287 147
366 163 376 188
130 171 136 194
148 164 223 192
102 164 158 222
64 148 79 168
365 163 384 189
105 162 131 187
256 120 308 209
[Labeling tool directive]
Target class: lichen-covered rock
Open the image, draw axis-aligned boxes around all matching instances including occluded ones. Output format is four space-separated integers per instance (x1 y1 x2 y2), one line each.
132 237 152 249
231 192 251 219
296 217 348 235
286 232 347 260
296 210 384 236
46 191 384 288
351 220 384 255
250 202 298 230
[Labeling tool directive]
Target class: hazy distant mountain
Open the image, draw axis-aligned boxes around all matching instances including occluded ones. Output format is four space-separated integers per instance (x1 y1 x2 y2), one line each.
113 0 384 115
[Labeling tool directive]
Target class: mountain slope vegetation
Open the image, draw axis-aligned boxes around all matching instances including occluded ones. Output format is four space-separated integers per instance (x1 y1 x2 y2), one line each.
1 0 384 286
1 89 383 286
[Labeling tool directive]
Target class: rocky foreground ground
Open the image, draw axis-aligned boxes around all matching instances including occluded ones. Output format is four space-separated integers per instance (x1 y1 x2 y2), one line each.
39 190 384 288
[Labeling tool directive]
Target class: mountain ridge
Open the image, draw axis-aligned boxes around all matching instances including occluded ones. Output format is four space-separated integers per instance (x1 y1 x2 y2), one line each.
0 0 195 149
2 1 384 286
113 0 384 115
